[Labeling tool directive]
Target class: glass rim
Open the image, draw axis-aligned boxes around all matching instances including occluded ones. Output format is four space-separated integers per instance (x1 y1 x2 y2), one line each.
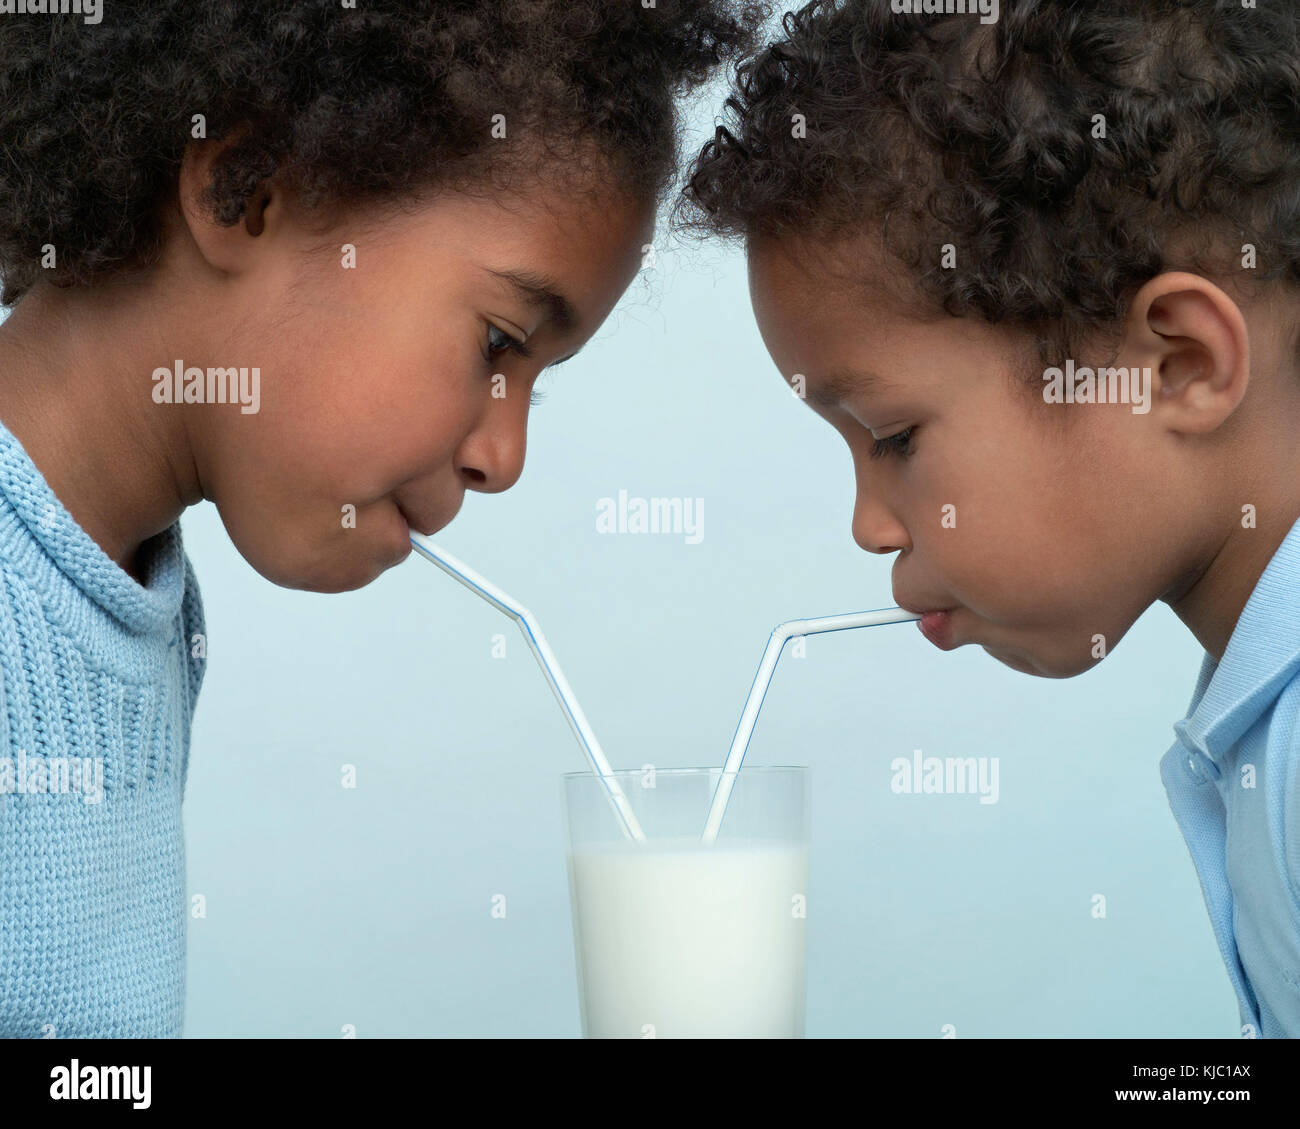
562 765 808 780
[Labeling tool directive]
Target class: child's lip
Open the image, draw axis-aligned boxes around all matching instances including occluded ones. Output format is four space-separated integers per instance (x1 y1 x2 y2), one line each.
394 499 438 537
916 608 956 650
395 502 431 538
895 598 958 649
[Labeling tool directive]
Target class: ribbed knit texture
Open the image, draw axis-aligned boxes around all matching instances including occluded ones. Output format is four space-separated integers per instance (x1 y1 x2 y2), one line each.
0 414 204 1037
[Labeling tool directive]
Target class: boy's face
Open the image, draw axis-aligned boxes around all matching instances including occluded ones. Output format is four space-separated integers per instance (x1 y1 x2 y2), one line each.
183 177 653 592
747 236 1202 679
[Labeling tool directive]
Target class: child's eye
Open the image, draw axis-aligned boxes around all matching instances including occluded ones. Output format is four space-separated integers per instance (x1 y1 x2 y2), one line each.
485 323 532 362
869 425 916 460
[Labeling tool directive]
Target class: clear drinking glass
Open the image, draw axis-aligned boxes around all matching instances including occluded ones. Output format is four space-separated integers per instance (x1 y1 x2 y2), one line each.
562 766 810 1038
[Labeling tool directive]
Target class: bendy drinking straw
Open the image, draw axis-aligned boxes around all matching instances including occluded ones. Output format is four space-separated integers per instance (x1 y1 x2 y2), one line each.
700 608 923 845
408 533 646 843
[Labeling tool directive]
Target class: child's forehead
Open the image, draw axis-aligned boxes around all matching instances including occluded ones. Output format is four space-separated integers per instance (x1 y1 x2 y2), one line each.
748 230 920 324
747 232 1044 392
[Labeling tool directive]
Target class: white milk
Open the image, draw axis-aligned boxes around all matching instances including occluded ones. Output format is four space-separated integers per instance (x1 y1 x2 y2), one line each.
566 837 809 1038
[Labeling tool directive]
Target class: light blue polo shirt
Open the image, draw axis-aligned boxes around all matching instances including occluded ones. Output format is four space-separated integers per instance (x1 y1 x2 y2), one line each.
1161 514 1300 1038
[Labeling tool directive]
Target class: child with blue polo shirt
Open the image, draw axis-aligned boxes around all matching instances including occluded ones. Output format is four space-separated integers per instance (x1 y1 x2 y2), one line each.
682 0 1300 1035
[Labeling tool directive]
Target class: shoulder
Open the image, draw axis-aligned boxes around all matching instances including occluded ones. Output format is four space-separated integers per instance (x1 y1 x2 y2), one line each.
1273 680 1300 905
178 547 207 707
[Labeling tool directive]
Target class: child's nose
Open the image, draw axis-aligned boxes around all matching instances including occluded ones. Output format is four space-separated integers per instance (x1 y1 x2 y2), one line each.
851 492 908 555
456 395 528 494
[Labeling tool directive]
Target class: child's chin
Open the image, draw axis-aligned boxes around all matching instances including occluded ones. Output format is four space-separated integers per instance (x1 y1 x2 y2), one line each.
983 644 1094 680
246 542 407 593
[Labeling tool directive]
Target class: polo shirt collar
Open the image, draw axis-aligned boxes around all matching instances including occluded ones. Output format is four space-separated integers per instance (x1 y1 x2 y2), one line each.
1174 514 1300 765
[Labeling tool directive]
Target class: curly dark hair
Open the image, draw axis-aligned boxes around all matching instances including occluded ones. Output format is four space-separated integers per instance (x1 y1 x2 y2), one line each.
0 0 769 306
681 0 1300 359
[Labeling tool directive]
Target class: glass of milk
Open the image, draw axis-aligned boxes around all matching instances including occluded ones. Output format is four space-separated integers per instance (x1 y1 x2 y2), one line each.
562 766 809 1038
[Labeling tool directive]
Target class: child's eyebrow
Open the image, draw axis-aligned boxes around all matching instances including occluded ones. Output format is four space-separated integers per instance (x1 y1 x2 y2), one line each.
488 269 578 334
804 368 898 409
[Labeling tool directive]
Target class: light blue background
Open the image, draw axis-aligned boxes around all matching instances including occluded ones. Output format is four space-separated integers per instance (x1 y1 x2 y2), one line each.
175 96 1236 1039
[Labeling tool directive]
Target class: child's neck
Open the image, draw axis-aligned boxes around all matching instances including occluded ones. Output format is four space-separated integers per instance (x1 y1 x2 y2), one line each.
1164 437 1300 663
0 280 202 583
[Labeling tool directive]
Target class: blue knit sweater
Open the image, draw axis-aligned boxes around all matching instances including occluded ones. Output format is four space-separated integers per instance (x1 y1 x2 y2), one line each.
0 414 205 1037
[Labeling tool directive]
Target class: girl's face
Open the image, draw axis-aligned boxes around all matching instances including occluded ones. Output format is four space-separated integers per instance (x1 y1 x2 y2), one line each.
746 236 1228 678
179 178 654 592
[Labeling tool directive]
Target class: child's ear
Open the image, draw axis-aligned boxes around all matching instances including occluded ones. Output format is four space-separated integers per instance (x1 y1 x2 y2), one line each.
1123 271 1250 435
175 133 281 275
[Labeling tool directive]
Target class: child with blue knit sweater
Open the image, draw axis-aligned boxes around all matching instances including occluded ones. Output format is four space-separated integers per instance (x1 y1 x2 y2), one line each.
0 1 765 1036
682 0 1300 1036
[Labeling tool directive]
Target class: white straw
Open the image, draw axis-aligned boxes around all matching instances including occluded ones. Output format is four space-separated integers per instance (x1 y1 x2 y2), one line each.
701 608 923 845
408 533 646 843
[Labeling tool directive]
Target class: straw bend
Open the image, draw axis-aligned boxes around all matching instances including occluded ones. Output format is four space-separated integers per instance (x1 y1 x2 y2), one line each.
701 607 922 844
407 533 647 843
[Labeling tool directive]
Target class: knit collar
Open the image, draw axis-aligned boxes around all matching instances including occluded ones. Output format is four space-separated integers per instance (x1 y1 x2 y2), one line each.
0 413 186 636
